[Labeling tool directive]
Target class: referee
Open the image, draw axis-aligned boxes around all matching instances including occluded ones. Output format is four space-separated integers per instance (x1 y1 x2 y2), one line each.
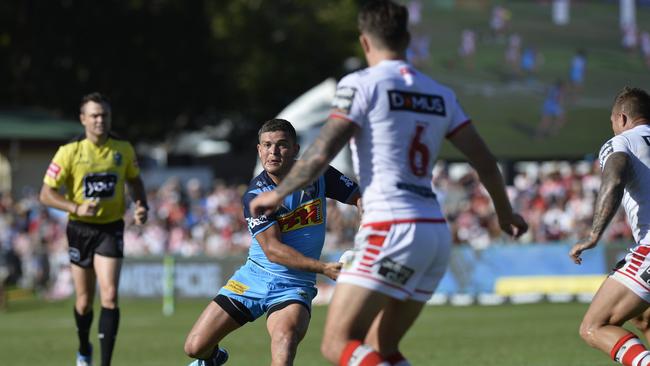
39 92 148 366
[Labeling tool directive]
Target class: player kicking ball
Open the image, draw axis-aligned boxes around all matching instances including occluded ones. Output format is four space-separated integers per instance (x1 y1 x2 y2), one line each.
184 119 361 366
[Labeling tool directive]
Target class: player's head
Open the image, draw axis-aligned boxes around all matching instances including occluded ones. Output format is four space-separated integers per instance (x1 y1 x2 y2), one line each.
611 87 650 135
80 92 112 139
257 119 300 178
357 0 410 59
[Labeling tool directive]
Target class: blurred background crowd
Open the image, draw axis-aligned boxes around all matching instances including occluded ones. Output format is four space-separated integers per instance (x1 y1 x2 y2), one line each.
0 159 632 297
2 0 650 300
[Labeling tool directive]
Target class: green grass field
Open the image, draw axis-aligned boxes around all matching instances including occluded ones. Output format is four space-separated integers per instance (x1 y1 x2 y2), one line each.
0 298 628 365
414 1 650 160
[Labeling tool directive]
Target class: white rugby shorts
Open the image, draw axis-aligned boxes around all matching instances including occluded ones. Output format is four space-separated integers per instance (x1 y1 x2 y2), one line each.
611 244 650 303
337 219 451 302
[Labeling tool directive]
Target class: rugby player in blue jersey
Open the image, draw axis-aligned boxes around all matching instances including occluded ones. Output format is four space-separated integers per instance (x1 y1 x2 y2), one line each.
184 119 361 366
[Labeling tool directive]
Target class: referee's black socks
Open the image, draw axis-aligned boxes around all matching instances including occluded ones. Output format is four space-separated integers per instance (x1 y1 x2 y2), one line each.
99 306 120 366
74 308 93 356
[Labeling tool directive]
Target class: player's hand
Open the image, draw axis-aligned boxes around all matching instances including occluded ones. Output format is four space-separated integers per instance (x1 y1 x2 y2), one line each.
322 262 342 281
569 236 598 265
249 190 283 218
76 199 99 217
498 213 528 238
134 200 148 225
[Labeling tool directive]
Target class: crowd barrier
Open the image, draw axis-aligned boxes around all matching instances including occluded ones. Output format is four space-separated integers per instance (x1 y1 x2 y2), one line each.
119 242 632 306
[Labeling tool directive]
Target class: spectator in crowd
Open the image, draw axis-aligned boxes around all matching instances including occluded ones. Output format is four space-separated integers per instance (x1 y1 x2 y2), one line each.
406 33 431 66
459 29 477 70
520 46 541 81
1 160 635 299
505 33 522 75
640 31 650 69
490 5 511 42
569 49 587 93
622 24 638 53
536 80 567 139
407 0 422 25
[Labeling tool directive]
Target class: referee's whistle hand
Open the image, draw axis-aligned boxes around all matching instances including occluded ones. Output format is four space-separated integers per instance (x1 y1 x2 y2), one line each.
77 200 99 217
134 200 148 225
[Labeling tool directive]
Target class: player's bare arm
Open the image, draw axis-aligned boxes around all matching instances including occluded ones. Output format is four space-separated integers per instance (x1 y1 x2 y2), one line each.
250 118 358 217
570 152 629 264
39 184 97 217
127 176 149 225
256 223 342 280
448 124 528 237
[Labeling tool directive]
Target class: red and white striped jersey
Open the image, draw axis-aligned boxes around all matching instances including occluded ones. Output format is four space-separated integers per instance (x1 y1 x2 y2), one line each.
330 59 470 224
599 124 650 245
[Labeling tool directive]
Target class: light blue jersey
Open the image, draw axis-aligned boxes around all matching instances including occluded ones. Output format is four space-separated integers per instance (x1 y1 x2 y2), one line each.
242 166 358 283
215 165 358 321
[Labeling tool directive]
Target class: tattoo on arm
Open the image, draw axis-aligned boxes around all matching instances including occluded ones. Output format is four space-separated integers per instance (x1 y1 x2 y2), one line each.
275 118 357 197
590 152 629 241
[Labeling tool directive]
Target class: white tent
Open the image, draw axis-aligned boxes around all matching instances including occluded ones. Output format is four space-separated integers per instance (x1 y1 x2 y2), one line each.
254 78 354 177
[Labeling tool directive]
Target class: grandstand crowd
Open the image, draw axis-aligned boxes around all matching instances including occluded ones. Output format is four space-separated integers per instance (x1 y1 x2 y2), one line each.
0 160 632 295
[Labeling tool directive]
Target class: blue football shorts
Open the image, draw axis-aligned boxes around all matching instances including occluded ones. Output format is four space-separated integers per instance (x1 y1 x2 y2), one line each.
217 259 318 320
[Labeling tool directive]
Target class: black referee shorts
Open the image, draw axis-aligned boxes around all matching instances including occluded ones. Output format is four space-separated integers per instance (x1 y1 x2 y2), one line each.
66 219 125 268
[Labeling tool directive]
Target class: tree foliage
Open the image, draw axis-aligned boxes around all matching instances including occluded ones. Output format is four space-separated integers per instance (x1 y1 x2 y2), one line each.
0 0 360 143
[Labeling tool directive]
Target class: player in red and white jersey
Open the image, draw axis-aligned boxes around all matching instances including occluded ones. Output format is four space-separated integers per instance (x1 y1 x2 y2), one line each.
331 55 470 225
251 1 527 365
570 87 650 366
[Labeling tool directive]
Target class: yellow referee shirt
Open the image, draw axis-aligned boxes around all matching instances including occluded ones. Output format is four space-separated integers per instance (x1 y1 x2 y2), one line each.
43 137 141 224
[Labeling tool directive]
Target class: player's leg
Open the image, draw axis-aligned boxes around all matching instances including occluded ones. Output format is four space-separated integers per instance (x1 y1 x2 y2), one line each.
321 283 391 365
71 263 97 363
185 261 263 364
266 302 311 366
363 222 451 366
68 220 97 364
579 278 650 365
94 254 122 366
630 307 650 342
184 299 244 362
364 298 425 365
92 220 128 366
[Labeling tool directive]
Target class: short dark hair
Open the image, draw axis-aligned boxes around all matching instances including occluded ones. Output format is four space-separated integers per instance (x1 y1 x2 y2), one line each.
358 0 410 52
614 87 650 120
258 119 297 143
80 92 111 114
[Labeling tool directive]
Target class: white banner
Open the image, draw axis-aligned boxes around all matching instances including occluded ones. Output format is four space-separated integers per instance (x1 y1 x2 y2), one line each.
119 260 222 298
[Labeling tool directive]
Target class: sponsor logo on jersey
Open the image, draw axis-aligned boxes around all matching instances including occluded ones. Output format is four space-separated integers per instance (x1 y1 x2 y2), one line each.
83 173 118 198
388 90 446 116
377 257 414 285
340 175 354 188
396 182 436 198
46 162 62 179
277 198 323 232
224 279 249 295
246 215 270 230
113 152 122 166
332 86 356 114
296 289 309 301
68 247 81 262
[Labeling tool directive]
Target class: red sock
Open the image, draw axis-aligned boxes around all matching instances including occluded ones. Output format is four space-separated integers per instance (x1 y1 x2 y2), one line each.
339 340 389 366
611 333 650 366
386 352 410 366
